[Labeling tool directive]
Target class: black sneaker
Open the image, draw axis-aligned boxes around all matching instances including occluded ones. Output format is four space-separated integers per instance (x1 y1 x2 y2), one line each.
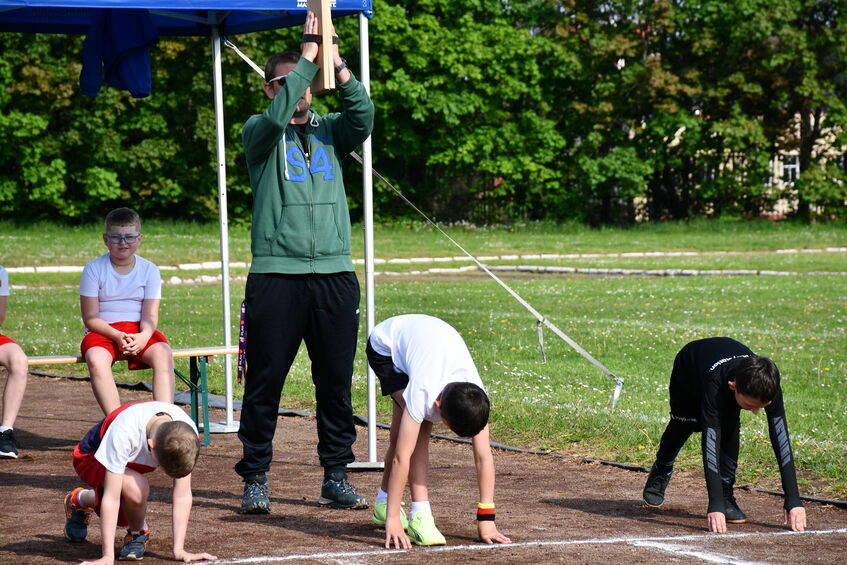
642 463 673 508
0 429 19 458
318 472 369 509
241 474 270 514
118 529 149 561
724 495 748 524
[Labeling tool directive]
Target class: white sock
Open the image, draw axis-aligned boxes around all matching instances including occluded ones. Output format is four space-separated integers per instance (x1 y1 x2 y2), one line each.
410 500 431 519
0 426 12 433
72 488 96 509
375 488 388 504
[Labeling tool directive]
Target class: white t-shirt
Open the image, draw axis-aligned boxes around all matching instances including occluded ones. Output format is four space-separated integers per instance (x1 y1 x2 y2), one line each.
369 314 485 424
0 265 9 297
95 401 197 474
80 254 162 324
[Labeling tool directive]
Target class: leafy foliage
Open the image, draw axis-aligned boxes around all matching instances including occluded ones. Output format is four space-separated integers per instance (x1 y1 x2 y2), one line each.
0 0 844 223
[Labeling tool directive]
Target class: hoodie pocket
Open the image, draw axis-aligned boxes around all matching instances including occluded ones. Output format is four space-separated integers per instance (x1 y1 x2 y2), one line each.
265 201 344 258
312 201 345 257
267 203 310 257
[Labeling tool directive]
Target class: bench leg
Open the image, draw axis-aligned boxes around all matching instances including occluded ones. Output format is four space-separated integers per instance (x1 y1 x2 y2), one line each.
173 367 198 427
190 356 211 447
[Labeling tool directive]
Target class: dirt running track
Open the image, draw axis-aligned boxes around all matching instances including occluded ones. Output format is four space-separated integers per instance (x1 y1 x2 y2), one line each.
1 375 845 564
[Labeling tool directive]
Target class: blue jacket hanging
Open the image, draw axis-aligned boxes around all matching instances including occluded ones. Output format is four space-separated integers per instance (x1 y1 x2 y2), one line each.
80 9 159 98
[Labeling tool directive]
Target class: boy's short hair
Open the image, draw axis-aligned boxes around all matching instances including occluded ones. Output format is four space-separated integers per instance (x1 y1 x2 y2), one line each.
104 207 141 232
154 421 201 478
439 382 490 438
264 51 301 82
733 356 780 402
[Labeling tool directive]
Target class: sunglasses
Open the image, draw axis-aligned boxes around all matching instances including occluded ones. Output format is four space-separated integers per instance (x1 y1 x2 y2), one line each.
267 75 287 87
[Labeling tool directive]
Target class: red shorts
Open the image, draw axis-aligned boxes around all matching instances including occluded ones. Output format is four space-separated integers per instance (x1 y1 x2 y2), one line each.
0 334 16 347
80 322 169 371
72 445 155 527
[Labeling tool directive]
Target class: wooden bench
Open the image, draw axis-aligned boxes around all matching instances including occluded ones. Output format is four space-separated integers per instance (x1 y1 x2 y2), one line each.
27 346 239 446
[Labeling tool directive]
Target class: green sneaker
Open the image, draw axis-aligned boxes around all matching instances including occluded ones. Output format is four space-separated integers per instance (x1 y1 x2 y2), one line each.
372 501 409 530
407 510 446 546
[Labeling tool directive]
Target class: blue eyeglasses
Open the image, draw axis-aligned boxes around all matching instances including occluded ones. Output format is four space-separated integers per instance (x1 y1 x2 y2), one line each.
106 234 140 244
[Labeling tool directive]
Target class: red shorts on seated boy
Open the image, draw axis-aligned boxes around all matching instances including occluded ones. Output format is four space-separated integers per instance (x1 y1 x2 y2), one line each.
81 322 168 371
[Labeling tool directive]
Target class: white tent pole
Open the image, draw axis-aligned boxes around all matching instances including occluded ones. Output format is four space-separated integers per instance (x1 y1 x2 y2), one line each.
359 11 379 465
210 24 237 432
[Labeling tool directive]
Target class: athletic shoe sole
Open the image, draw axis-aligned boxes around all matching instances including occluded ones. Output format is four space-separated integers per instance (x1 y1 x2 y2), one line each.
408 526 446 546
318 496 369 510
240 503 270 515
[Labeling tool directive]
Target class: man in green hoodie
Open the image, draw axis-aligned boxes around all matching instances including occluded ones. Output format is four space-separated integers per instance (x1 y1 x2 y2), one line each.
235 11 374 515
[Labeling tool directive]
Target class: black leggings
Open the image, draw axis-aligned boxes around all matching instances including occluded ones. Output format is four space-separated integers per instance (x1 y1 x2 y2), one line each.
655 417 740 489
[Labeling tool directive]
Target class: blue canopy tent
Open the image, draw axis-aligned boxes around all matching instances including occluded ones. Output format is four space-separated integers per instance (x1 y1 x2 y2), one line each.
0 0 382 465
0 2 367 35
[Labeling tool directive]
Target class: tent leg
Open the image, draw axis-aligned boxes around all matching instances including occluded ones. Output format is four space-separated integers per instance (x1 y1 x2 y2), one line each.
347 11 383 472
209 24 238 434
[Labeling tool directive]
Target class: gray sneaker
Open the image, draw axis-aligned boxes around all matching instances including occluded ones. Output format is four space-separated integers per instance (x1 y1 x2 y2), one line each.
318 473 368 509
241 475 270 514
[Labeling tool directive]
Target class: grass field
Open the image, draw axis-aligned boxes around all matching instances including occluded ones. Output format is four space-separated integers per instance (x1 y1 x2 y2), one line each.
2 219 846 498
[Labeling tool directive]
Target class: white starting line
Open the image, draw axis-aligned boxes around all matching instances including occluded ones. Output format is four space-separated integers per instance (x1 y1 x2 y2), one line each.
208 527 847 564
629 541 767 564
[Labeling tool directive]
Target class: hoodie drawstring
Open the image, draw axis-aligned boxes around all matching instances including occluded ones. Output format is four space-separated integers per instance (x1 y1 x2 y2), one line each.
282 133 290 180
282 111 318 181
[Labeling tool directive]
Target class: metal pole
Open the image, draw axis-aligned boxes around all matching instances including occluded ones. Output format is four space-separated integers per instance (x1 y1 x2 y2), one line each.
347 10 382 470
210 25 238 433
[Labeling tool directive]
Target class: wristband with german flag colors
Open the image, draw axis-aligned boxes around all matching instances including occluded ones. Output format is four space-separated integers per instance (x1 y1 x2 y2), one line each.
476 502 495 521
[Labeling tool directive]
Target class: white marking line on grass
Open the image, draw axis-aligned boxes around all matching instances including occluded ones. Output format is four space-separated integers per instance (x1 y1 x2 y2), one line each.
629 541 767 564
209 528 847 564
8 247 847 275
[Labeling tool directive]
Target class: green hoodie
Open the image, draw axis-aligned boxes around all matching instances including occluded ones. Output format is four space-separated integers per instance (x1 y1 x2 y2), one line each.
243 57 374 274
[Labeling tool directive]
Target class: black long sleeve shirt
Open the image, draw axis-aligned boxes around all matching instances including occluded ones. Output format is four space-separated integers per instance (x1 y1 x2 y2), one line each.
672 338 802 513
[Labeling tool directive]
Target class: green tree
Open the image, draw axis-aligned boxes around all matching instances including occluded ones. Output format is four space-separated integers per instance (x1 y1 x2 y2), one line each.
0 1 844 224
367 0 568 222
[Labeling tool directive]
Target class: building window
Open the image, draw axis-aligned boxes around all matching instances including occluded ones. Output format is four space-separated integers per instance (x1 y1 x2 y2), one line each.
783 155 799 186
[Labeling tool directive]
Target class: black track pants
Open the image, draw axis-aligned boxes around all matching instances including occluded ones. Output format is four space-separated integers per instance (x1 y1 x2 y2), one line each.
234 271 360 479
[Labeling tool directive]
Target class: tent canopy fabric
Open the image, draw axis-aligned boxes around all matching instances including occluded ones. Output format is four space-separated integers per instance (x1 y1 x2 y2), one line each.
0 0 373 35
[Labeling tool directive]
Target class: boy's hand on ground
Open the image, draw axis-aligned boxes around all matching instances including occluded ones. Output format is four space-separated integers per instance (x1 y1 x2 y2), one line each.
384 518 410 549
478 521 511 544
785 507 807 531
174 548 219 562
707 511 727 533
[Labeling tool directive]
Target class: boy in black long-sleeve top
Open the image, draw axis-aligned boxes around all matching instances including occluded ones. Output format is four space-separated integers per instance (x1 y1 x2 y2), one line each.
642 337 807 533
